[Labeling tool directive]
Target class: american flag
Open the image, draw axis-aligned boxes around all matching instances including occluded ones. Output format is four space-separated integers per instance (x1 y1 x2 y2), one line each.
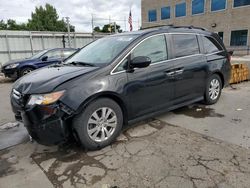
128 10 133 31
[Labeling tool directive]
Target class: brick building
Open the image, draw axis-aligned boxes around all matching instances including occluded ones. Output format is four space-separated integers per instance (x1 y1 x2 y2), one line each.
141 0 250 52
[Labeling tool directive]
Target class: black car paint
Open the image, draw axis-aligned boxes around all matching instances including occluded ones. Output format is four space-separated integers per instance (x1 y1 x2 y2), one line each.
11 27 231 145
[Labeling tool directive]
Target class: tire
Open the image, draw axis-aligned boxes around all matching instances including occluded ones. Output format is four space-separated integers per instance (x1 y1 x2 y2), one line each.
204 74 222 105
73 98 123 150
20 67 34 77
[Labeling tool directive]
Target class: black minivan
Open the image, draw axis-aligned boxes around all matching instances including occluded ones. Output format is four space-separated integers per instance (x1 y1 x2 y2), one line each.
11 26 231 150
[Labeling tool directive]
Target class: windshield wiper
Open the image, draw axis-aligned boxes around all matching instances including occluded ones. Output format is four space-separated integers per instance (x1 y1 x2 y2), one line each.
65 61 96 67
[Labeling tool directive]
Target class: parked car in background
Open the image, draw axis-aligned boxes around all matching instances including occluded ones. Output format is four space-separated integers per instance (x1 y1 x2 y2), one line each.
1 48 77 79
11 25 231 150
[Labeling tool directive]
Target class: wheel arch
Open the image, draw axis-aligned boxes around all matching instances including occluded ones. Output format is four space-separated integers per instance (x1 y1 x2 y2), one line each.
210 71 225 88
75 91 128 125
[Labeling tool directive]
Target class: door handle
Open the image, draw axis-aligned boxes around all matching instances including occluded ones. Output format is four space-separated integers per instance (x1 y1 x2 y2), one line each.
165 71 175 76
175 69 184 75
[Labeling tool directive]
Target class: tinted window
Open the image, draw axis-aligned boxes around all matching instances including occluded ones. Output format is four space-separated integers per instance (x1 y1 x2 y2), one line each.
175 2 186 17
203 36 222 54
161 7 171 20
211 0 226 11
192 0 205 15
63 50 76 58
115 59 128 72
148 10 157 22
230 30 248 46
234 0 250 7
172 34 199 58
45 50 63 59
132 35 168 64
218 32 224 40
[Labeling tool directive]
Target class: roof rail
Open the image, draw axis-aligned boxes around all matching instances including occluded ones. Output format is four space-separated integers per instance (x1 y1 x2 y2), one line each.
141 25 207 31
141 24 174 30
171 25 207 31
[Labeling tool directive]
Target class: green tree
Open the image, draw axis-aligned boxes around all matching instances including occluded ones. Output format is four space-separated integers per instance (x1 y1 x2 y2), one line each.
0 20 7 30
6 19 27 30
101 24 122 33
94 24 122 33
27 3 75 32
93 26 101 32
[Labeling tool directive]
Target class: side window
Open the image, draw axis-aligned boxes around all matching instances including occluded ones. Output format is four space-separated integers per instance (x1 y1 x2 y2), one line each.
202 36 222 54
172 34 200 58
131 35 168 64
44 50 63 59
115 59 128 72
63 50 75 58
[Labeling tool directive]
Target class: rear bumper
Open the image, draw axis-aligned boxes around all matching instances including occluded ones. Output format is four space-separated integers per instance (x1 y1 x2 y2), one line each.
11 96 70 146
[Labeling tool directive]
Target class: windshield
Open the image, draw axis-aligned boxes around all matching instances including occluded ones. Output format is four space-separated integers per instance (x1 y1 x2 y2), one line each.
30 50 48 59
64 35 137 66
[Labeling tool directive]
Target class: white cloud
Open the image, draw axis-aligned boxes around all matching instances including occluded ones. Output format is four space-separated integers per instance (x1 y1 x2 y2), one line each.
0 0 141 32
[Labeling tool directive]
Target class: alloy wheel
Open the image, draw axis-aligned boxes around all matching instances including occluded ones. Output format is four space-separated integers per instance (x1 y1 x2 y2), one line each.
209 79 220 100
87 107 117 142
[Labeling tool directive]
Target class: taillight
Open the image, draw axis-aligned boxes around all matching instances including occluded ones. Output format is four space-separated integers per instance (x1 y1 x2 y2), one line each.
227 54 232 62
227 50 234 63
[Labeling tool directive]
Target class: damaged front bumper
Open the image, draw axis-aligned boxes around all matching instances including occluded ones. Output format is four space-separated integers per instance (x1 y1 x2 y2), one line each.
11 96 74 146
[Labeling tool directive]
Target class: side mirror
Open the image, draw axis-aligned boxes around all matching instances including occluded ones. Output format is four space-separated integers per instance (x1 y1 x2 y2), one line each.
130 56 151 69
41 56 48 61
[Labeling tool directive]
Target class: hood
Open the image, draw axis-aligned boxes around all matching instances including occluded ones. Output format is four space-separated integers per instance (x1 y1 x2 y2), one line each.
3 58 36 67
13 65 98 94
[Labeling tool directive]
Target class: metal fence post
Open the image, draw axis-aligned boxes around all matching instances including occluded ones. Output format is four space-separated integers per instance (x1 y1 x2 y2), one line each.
29 32 34 55
41 35 45 50
74 33 76 48
5 34 11 61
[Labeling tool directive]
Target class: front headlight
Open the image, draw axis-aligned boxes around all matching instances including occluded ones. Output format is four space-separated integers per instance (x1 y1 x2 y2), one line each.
27 91 65 106
5 63 19 69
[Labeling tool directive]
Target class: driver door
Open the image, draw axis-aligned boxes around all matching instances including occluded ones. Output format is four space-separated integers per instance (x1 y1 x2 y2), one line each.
126 34 175 119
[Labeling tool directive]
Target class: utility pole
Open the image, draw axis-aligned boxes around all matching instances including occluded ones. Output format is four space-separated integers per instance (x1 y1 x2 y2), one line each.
91 14 95 40
124 16 127 32
114 22 117 33
65 17 71 48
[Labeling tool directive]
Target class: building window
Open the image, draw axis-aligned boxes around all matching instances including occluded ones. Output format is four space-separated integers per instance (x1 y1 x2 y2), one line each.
218 32 224 40
230 30 248 46
234 0 250 7
172 34 200 58
148 10 157 22
161 6 171 20
211 0 226 11
175 2 186 17
192 0 205 15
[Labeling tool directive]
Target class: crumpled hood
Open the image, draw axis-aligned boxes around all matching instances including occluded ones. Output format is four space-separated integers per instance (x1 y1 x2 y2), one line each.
13 65 98 94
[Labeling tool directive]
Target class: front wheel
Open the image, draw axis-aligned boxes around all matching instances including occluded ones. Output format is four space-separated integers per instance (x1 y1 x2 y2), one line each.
73 98 123 150
204 74 222 105
20 67 34 77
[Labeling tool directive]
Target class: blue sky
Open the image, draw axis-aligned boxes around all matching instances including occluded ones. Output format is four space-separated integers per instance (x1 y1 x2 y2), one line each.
0 0 141 32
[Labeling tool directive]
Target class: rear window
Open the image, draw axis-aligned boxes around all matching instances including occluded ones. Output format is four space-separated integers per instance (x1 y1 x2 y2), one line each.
202 36 223 54
172 34 200 58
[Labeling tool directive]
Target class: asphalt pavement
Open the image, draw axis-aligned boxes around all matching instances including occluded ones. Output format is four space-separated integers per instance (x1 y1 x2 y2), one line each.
1 81 250 188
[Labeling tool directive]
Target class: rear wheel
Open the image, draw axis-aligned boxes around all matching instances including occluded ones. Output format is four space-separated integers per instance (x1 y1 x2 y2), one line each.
204 74 222 105
73 98 123 150
20 67 34 77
